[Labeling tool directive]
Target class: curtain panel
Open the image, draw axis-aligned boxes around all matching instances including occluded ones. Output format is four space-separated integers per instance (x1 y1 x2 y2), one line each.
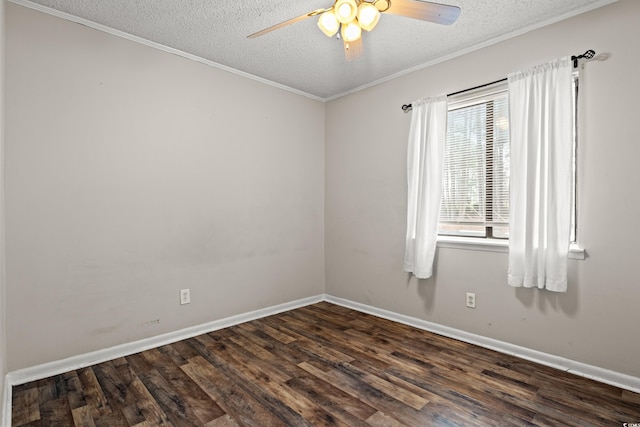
404 96 448 279
507 57 574 292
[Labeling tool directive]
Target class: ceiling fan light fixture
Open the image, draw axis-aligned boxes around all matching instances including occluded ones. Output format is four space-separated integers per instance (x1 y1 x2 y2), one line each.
335 0 358 24
341 20 362 42
248 0 461 61
357 2 380 31
317 11 340 37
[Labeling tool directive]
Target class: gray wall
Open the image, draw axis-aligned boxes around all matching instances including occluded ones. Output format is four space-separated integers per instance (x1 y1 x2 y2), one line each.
326 0 640 378
5 4 325 370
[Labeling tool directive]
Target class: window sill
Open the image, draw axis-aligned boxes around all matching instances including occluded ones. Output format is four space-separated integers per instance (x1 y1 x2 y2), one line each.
436 236 586 260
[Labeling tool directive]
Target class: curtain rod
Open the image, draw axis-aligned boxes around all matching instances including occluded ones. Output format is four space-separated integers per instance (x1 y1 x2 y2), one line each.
401 49 595 113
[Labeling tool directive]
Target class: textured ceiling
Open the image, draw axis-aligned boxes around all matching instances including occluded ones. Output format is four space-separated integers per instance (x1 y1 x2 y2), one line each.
13 0 616 100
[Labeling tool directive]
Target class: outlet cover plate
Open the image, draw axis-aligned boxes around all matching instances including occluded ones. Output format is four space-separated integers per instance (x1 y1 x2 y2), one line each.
180 289 191 305
466 292 476 308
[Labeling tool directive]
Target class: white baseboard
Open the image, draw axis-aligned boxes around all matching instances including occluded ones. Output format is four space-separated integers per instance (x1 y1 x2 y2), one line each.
4 293 640 427
325 294 640 394
2 378 11 427
3 294 324 426
4 294 323 388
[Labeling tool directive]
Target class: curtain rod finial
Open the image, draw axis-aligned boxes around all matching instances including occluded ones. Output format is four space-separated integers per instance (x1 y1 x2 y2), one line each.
572 49 596 67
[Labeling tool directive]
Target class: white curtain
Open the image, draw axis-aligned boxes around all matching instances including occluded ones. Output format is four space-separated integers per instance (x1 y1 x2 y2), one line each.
507 57 573 292
404 96 448 279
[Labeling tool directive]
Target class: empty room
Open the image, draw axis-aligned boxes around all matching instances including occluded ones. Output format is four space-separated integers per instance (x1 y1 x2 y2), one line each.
2 0 640 425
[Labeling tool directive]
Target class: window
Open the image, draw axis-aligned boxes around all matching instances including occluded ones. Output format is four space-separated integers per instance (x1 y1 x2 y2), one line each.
438 77 578 241
439 84 510 238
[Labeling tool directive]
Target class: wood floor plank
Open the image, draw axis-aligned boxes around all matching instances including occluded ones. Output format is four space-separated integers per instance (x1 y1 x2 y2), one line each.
204 413 240 427
366 410 404 427
394 363 516 425
71 405 97 427
36 378 59 406
190 335 344 427
297 305 356 330
383 359 533 425
623 389 640 405
91 362 140 409
233 320 312 368
12 302 640 426
38 396 75 426
341 361 429 410
351 360 436 406
529 394 605 427
159 339 201 364
277 314 394 373
251 318 300 344
76 367 112 419
11 386 40 426
294 336 356 365
181 355 288 427
225 332 298 377
214 335 292 385
120 402 148 426
139 348 226 424
133 368 200 426
156 343 190 367
64 372 89 411
285 374 376 426
92 410 132 427
297 361 429 426
115 360 174 426
255 315 309 342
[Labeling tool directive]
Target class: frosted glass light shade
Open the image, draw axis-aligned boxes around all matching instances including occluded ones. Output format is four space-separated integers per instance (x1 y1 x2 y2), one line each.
357 3 380 31
317 11 340 37
341 20 362 42
374 0 391 12
335 0 358 24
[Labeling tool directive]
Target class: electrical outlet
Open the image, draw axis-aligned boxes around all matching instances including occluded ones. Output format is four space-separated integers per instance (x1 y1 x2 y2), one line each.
180 289 191 305
466 292 476 308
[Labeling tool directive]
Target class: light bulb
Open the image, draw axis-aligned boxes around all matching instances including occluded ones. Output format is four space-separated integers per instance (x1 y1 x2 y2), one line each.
357 2 380 31
334 0 358 24
317 11 339 37
341 20 362 42
373 0 391 12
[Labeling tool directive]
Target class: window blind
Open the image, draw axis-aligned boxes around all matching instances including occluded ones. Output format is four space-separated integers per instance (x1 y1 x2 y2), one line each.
439 91 510 238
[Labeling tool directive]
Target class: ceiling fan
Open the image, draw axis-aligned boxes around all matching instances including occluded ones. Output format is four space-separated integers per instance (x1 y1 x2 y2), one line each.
248 0 461 60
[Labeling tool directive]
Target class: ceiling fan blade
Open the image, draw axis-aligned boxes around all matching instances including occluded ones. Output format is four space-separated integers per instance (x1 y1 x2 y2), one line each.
385 0 461 25
248 8 327 38
344 38 363 61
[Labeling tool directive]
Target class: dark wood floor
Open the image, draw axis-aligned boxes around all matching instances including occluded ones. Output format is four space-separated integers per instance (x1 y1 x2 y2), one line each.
11 302 640 426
